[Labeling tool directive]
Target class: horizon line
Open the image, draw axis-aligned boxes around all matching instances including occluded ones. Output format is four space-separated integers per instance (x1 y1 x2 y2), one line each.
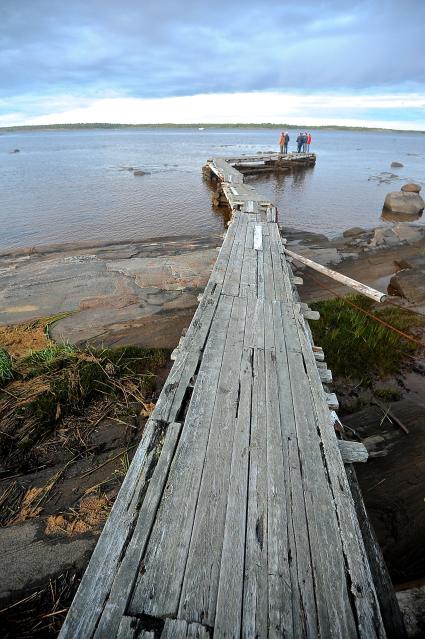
2 122 425 134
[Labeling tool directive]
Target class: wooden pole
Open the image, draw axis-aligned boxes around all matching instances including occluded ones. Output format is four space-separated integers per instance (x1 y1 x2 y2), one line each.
284 247 387 303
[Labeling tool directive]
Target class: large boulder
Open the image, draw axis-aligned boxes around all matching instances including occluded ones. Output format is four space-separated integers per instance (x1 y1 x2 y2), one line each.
383 191 425 216
388 267 425 303
401 182 422 193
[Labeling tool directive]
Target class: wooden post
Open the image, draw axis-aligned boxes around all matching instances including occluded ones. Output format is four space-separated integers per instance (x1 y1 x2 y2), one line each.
284 248 387 303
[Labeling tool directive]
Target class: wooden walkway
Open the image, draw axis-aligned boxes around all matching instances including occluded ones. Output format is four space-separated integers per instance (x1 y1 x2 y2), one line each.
60 156 388 638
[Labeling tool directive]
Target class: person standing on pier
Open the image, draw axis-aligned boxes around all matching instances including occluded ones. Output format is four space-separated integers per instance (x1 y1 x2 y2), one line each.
284 131 290 153
307 132 312 152
279 130 284 154
296 132 303 152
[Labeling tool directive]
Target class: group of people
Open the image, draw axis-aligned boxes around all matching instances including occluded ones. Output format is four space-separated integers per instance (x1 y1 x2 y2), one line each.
279 130 312 154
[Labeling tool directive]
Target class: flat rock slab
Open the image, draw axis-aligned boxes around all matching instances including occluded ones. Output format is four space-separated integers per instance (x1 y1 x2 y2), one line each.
0 520 96 603
0 235 221 348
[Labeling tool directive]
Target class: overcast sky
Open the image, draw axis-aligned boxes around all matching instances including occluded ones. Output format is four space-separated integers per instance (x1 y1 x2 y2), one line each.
1 0 424 128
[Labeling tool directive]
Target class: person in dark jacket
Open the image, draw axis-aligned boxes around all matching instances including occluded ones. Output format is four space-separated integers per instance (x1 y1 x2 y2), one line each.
296 133 303 152
284 131 289 153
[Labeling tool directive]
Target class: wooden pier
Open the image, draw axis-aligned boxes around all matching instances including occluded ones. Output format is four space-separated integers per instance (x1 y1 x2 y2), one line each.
60 154 401 638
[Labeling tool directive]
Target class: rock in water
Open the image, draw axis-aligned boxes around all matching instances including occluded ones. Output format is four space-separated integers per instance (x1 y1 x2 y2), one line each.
391 161 404 168
383 191 425 216
343 227 367 238
133 170 147 176
401 182 422 193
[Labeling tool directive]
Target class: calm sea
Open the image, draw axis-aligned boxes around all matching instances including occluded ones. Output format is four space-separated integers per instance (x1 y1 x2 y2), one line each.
0 127 424 251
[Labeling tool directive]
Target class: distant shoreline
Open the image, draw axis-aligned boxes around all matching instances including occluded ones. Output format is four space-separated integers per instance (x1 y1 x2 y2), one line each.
1 122 425 134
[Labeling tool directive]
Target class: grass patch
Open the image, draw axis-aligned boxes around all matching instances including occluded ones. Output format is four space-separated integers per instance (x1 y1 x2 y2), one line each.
0 348 13 385
310 295 424 381
0 344 169 471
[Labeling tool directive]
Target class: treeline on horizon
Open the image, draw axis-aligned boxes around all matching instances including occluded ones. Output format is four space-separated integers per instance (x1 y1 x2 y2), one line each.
1 122 423 134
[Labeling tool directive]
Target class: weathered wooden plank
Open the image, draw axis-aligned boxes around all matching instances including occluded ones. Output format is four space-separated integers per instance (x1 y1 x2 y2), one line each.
93 423 182 638
274 301 359 637
161 619 210 638
262 233 275 301
240 223 257 299
58 418 164 639
270 300 319 637
128 295 234 618
242 304 268 637
292 308 386 637
338 440 369 463
178 296 247 626
214 318 254 635
116 617 154 639
326 392 339 410
263 300 294 636
222 213 249 297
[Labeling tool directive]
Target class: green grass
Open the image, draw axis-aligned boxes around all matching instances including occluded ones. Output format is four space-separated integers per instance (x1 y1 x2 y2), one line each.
23 343 77 372
310 295 424 381
0 348 13 385
0 344 169 469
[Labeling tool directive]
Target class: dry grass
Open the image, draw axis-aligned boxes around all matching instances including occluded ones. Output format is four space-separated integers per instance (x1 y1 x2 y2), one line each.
0 314 70 359
45 494 110 536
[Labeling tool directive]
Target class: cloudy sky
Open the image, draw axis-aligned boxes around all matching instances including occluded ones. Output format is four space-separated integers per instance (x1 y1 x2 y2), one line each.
1 0 424 129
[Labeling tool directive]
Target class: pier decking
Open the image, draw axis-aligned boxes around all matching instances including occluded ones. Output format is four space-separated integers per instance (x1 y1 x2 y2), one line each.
60 154 390 638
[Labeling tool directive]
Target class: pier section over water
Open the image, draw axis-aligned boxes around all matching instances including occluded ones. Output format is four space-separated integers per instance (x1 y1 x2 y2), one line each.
60 154 395 638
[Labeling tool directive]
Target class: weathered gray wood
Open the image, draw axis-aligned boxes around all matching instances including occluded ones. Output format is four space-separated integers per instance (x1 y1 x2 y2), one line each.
293 307 386 637
326 392 339 410
262 233 276 301
161 619 210 638
274 301 359 637
242 308 268 637
94 423 182 638
178 296 247 626
128 295 234 618
263 300 294 635
116 617 154 639
59 418 164 639
239 223 257 299
222 213 248 297
214 313 254 635
338 440 369 463
270 300 319 636
318 367 333 383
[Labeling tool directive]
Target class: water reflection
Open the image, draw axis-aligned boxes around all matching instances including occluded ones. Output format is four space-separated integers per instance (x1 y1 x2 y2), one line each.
381 208 423 223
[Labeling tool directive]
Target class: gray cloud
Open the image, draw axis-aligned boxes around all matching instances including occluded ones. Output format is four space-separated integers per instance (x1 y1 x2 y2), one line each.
1 0 425 104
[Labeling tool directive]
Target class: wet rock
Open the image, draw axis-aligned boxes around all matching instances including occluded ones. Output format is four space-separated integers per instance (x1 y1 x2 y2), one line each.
343 227 367 238
388 267 425 303
401 183 422 193
383 191 425 216
133 170 149 176
391 161 404 168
